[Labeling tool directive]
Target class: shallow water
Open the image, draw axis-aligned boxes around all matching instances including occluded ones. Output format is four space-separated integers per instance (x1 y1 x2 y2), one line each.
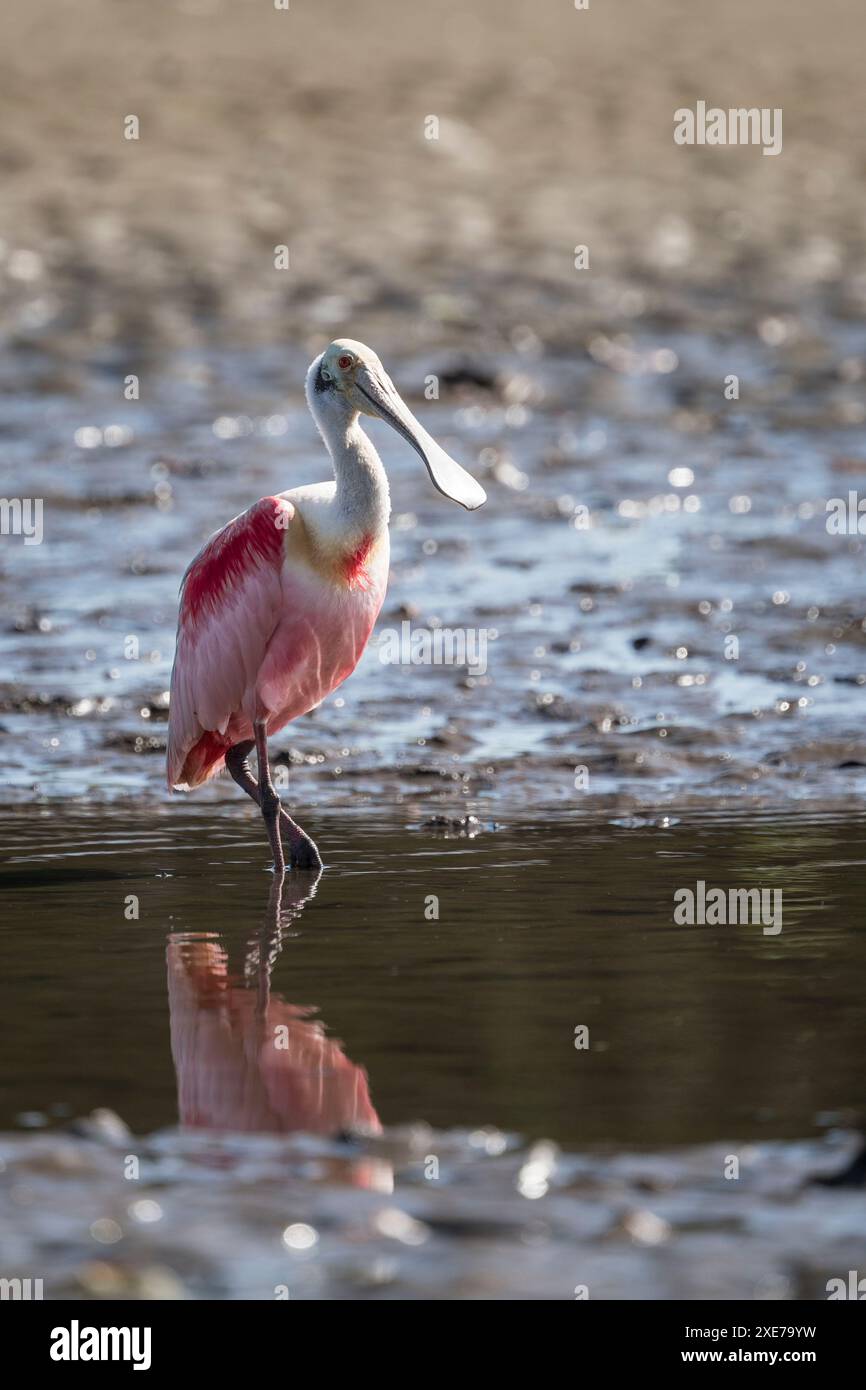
2 805 864 1146
2 805 865 1299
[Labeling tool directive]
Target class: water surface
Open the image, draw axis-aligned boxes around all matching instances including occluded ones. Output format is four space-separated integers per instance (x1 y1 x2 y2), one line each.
2 806 863 1148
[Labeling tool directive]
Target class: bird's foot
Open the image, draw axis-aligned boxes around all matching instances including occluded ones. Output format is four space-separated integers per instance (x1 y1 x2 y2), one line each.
289 834 323 871
280 810 323 871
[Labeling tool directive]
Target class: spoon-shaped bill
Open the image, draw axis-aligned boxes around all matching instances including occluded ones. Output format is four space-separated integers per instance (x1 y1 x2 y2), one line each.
356 366 487 510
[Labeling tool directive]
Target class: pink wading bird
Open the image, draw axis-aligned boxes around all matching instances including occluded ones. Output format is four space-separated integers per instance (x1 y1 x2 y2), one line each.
166 339 486 872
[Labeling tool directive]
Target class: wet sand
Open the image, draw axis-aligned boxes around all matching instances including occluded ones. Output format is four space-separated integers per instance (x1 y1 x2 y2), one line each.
3 1120 863 1300
4 325 866 814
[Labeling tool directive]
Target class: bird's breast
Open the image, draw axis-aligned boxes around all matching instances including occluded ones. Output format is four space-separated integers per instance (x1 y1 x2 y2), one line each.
341 531 380 592
284 511 389 597
257 534 388 727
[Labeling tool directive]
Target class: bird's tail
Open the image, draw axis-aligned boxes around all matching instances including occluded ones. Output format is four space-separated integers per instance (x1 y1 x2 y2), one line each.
167 729 230 790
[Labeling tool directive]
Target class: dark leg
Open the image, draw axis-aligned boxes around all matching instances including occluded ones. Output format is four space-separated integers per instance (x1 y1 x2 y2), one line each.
255 722 322 871
225 739 259 804
226 733 322 872
254 721 285 874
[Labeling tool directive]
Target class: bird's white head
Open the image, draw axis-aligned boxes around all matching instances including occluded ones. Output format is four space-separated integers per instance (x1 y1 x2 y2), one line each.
305 338 486 511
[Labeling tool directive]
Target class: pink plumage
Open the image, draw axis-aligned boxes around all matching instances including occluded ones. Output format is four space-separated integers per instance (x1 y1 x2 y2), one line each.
166 494 387 790
164 338 484 872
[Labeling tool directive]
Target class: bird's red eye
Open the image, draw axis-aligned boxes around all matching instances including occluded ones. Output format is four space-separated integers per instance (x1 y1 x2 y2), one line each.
338 354 353 370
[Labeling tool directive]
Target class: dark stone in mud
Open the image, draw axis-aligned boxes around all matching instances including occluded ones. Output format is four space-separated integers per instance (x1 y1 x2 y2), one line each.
529 693 584 721
812 1141 866 1188
437 359 499 392
105 733 166 754
139 697 170 721
421 815 484 836
0 687 75 715
155 456 220 479
67 1107 132 1145
274 747 321 767
9 608 53 634
70 491 156 510
427 725 474 749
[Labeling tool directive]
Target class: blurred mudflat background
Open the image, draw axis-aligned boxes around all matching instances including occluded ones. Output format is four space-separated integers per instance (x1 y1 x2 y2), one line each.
2 0 866 812
1 0 864 357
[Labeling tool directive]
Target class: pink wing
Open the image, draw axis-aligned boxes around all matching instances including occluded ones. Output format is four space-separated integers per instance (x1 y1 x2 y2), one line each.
166 496 292 789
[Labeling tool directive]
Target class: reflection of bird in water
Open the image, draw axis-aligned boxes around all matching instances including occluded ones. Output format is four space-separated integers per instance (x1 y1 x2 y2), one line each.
167 872 390 1189
165 338 486 873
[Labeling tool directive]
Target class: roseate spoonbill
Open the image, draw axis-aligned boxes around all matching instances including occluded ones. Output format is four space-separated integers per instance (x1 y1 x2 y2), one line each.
166 338 486 872
167 873 393 1187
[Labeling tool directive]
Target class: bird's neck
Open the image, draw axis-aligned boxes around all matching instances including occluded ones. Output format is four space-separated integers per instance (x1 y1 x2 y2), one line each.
325 415 391 539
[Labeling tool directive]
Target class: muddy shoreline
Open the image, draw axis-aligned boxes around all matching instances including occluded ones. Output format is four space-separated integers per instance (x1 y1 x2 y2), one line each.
2 1119 863 1300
